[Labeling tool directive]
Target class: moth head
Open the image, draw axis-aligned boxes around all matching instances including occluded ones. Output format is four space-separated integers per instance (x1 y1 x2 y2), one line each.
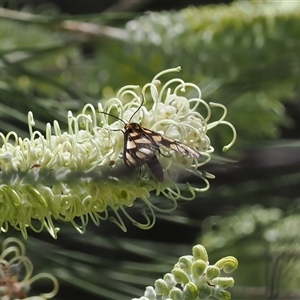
125 122 141 132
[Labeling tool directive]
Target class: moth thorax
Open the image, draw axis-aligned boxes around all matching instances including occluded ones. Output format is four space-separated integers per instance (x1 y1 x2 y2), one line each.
125 123 141 131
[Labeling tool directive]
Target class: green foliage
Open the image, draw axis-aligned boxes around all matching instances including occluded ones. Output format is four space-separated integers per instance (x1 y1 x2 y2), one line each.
1 1 300 151
199 206 300 299
98 0 300 151
0 16 93 136
0 1 300 300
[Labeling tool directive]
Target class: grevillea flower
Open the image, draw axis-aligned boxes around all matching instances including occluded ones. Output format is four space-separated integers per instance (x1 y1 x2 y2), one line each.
132 244 238 300
0 67 236 238
0 237 58 300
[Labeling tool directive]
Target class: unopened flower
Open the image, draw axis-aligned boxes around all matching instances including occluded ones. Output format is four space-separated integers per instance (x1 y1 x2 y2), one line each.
0 237 58 300
133 244 238 300
0 67 236 237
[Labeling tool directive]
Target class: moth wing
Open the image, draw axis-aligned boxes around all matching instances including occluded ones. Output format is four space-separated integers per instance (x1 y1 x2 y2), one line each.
123 127 160 168
159 134 201 158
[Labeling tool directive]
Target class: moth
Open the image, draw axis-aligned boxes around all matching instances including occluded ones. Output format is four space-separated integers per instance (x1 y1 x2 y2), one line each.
101 101 201 181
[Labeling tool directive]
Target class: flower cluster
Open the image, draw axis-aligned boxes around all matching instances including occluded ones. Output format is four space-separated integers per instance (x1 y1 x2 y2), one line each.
0 237 58 300
0 67 236 237
133 244 238 300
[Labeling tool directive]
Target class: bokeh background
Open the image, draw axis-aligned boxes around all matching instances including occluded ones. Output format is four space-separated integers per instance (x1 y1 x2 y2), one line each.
0 0 300 299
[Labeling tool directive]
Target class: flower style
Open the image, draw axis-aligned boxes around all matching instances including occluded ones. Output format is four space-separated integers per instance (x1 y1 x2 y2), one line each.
0 67 236 237
133 244 238 300
0 237 58 300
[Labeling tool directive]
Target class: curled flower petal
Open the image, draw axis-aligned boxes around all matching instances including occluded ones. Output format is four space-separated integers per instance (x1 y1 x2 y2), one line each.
0 238 58 300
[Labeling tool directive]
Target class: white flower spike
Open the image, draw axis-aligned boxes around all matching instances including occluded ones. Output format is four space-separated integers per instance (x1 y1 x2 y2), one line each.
0 67 236 237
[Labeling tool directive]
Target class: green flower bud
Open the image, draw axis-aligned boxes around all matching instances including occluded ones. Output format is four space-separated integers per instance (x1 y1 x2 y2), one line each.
212 277 235 288
183 282 198 300
214 256 238 273
155 279 169 296
163 273 177 289
178 255 194 274
169 287 183 300
135 244 238 300
198 285 213 299
144 286 156 300
192 259 207 277
212 288 231 300
192 245 209 263
205 266 220 281
172 267 189 285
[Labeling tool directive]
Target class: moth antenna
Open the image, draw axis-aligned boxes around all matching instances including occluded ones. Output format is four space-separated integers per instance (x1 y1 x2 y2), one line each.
99 111 126 125
128 95 145 123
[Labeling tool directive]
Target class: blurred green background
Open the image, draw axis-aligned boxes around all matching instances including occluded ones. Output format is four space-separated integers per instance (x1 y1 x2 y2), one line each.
0 0 300 299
